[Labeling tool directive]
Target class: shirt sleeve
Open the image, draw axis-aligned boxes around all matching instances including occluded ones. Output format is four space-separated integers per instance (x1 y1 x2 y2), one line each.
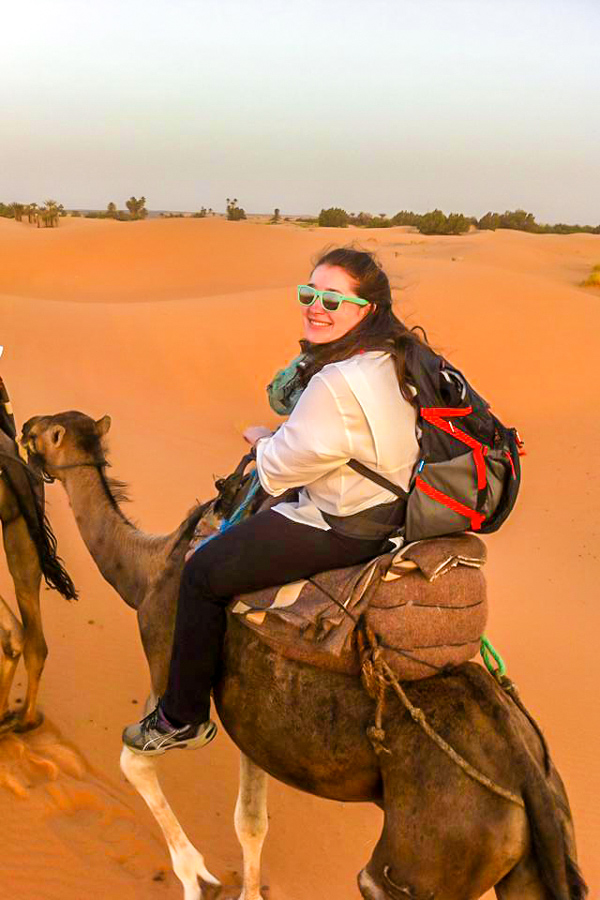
255 372 352 496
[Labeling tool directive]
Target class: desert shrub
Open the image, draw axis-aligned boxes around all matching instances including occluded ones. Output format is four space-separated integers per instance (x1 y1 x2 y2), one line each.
477 212 502 230
226 198 246 220
348 211 372 226
364 215 393 228
418 209 448 234
581 265 600 288
318 207 349 227
391 210 422 227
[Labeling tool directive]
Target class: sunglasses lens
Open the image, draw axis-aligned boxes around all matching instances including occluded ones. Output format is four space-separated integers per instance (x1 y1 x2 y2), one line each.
298 287 316 306
322 292 342 312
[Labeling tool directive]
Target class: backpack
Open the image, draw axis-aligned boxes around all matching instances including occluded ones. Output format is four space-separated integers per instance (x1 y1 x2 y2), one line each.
348 342 524 542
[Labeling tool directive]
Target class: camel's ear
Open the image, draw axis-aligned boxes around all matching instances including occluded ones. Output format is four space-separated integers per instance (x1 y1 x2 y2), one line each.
50 425 66 447
95 415 111 437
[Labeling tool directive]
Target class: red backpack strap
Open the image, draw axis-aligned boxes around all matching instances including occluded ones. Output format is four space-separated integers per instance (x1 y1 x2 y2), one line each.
415 476 485 531
421 407 488 491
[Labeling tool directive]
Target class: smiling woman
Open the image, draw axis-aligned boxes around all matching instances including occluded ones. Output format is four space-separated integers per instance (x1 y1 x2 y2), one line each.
298 267 371 343
122 245 427 754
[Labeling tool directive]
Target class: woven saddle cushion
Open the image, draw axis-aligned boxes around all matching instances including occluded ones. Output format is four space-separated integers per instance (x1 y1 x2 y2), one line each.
231 534 488 681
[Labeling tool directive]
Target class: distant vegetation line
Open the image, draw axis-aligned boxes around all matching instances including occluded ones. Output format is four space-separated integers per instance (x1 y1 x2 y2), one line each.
0 196 149 227
316 207 600 235
1 196 598 235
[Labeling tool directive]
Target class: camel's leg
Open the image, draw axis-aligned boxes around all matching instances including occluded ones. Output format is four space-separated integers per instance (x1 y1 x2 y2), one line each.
120 747 220 900
358 751 527 900
494 856 553 899
0 593 24 726
2 516 44 729
234 753 269 900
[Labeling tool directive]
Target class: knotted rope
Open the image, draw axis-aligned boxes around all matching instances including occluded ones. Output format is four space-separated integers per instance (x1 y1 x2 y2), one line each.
358 623 525 809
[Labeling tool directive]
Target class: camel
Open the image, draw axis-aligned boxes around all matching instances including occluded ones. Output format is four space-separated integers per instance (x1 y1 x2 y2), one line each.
21 410 588 900
0 416 76 733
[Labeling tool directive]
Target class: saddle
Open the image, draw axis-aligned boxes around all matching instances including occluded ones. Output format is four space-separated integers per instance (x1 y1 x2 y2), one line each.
231 533 487 681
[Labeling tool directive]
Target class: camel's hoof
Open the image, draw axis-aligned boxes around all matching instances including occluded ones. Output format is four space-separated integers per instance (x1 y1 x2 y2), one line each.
14 711 44 733
200 880 223 900
0 711 19 735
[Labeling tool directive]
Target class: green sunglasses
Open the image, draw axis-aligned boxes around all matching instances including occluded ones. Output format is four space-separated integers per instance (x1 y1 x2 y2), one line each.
297 284 369 313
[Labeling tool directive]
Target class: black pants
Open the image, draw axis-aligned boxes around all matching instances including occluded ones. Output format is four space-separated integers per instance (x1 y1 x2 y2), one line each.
161 509 391 725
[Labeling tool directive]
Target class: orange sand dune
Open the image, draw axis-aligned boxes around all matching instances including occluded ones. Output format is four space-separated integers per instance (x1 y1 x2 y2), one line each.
0 217 599 899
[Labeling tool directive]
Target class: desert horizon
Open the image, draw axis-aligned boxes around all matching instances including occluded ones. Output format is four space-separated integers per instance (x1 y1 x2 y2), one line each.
0 215 599 899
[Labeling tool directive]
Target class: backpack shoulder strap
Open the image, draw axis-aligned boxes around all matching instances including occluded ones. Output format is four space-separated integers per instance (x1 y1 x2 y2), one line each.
347 458 409 500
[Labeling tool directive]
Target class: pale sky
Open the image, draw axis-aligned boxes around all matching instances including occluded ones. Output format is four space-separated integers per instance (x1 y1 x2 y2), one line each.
2 0 598 223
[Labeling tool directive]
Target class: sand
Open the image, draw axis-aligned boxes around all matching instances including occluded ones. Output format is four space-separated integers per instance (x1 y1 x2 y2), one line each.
0 216 598 899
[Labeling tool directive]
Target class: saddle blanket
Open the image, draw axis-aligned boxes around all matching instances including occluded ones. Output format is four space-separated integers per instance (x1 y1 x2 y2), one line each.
231 534 488 681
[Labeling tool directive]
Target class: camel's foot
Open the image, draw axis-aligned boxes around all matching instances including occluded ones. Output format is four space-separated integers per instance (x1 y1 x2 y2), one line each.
0 711 19 735
173 857 221 900
13 710 44 733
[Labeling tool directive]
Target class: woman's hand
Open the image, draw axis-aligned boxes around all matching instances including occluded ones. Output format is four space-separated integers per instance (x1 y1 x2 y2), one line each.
243 425 272 446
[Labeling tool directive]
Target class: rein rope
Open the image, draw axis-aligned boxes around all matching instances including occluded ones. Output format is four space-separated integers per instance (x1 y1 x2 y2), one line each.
305 568 526 808
357 624 526 809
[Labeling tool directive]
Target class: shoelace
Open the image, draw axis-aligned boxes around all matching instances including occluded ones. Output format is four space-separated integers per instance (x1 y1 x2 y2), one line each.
141 706 162 733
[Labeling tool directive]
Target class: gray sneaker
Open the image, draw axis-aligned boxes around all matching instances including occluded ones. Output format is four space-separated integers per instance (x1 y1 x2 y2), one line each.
122 705 217 756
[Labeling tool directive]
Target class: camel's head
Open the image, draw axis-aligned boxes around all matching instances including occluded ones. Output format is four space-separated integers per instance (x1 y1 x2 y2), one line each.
21 412 111 481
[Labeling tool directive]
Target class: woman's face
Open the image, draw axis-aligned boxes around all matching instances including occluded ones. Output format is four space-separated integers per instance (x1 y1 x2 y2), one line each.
301 264 371 344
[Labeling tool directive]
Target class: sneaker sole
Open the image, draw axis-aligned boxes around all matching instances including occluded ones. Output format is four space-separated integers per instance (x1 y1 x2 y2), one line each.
126 721 218 757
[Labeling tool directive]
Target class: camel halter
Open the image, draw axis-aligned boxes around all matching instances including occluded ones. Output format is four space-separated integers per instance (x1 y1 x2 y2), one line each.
24 432 107 484
38 459 108 484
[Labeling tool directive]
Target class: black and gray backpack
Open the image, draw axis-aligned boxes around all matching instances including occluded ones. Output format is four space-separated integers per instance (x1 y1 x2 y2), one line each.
349 343 524 542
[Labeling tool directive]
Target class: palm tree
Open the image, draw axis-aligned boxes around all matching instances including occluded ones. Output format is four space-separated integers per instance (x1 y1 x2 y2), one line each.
9 202 24 222
125 196 148 220
39 200 61 228
107 202 117 218
27 203 38 224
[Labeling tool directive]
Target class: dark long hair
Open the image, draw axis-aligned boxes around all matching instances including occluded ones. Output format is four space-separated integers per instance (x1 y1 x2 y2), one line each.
299 246 428 404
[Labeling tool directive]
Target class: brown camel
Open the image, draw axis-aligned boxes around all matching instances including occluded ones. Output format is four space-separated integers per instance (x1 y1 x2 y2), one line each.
0 429 76 733
21 410 588 900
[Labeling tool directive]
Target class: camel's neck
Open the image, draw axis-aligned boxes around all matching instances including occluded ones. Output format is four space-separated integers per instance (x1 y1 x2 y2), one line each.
61 467 167 609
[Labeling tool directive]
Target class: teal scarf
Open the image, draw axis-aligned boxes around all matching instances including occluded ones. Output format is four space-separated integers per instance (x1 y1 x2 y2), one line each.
267 354 307 415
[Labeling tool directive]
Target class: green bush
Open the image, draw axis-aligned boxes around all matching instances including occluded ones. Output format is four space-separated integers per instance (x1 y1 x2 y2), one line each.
318 207 349 227
476 209 600 235
391 210 423 227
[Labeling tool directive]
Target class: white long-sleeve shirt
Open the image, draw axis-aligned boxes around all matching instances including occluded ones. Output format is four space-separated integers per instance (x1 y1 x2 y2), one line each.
255 351 420 532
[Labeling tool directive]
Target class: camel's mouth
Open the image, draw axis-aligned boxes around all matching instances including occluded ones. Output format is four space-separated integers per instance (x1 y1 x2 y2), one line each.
23 444 47 476
15 433 30 464
18 425 47 475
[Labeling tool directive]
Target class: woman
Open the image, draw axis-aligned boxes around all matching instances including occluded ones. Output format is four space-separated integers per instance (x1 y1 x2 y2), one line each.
123 247 424 755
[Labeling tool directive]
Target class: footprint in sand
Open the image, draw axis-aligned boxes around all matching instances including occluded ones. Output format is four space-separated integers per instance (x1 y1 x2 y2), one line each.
0 718 169 882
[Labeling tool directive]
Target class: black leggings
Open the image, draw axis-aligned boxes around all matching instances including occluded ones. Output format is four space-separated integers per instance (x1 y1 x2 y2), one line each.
161 509 391 725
